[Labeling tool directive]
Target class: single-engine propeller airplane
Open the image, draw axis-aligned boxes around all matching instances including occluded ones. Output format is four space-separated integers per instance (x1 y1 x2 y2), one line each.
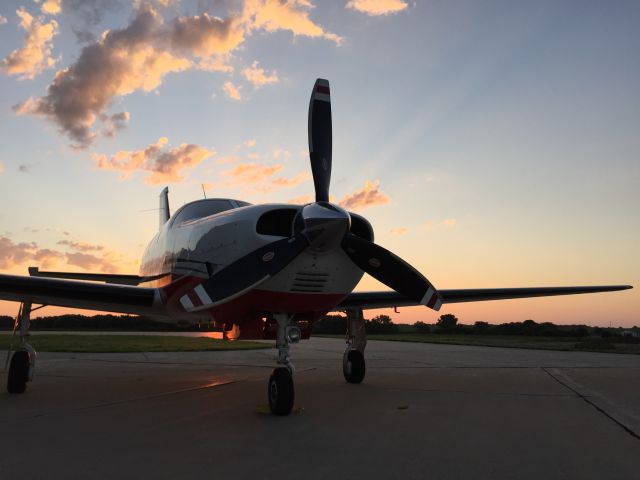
0 79 632 415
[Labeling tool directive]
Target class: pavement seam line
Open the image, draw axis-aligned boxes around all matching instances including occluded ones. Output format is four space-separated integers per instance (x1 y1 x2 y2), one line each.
542 367 640 442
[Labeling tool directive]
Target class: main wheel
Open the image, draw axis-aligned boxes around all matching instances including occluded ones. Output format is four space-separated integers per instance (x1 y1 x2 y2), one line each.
343 350 366 384
268 367 294 416
7 350 30 394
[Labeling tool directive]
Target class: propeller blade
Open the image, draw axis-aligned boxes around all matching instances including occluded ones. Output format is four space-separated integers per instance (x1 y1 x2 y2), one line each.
308 78 332 202
342 233 442 310
179 234 308 312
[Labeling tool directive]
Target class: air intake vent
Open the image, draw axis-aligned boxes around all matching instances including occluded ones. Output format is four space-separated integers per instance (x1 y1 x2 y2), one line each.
291 272 328 293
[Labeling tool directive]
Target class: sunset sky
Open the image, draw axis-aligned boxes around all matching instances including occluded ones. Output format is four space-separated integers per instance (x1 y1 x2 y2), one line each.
0 0 638 327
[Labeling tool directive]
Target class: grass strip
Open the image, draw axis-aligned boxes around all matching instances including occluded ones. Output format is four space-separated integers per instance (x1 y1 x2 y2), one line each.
0 334 271 353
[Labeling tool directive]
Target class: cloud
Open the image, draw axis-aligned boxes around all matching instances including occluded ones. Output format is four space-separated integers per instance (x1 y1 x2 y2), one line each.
0 235 62 269
18 164 31 173
389 227 408 235
1 8 59 80
92 137 214 184
57 239 105 252
14 2 340 147
40 0 62 15
243 139 257 148
338 180 390 211
0 15 7 25
222 81 242 100
271 171 310 187
243 60 279 86
222 162 283 183
243 0 341 44
346 0 408 16
100 111 130 138
13 7 191 147
65 252 115 271
0 162 4 174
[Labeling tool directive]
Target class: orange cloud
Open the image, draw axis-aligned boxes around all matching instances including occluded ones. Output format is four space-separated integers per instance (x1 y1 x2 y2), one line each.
346 0 408 16
272 171 311 187
92 137 214 184
40 0 62 15
243 60 279 86
339 180 390 211
1 8 59 80
223 81 242 100
0 233 138 274
389 227 409 235
243 0 341 43
0 15 7 25
223 162 283 183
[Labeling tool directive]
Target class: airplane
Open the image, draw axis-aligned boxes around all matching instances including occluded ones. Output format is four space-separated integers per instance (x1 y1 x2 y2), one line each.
0 78 632 415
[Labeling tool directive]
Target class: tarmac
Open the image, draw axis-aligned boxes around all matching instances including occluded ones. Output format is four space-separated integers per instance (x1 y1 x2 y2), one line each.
1 337 639 480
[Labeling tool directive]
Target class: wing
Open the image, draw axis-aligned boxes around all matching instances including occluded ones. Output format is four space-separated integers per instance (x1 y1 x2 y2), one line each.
338 285 633 310
28 267 169 286
0 273 163 316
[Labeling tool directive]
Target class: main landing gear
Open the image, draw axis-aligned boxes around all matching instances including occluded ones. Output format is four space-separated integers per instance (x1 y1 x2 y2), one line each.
268 314 301 415
343 308 366 384
5 302 37 394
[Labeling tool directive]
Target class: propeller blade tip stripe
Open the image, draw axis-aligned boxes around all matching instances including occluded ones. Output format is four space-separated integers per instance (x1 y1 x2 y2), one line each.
420 286 435 305
194 284 213 305
180 295 194 311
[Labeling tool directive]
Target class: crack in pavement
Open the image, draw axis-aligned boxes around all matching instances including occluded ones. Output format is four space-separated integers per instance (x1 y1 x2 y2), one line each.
542 367 640 441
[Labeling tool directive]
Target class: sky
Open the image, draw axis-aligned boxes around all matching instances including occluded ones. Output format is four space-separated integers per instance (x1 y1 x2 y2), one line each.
0 0 638 327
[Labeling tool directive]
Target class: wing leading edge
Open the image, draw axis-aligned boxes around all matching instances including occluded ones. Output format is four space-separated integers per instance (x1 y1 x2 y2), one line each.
338 285 633 310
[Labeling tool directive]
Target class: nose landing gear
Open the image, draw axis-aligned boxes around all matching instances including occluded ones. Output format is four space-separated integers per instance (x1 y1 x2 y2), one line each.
343 308 366 384
267 313 300 415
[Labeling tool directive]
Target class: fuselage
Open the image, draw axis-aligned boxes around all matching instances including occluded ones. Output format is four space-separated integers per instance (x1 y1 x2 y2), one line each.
138 198 372 336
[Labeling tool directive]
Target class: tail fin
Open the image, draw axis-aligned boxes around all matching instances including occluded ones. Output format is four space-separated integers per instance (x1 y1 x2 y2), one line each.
159 186 170 230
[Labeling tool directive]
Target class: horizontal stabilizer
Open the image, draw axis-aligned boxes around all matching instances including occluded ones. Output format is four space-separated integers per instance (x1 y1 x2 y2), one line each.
28 267 168 286
0 273 161 316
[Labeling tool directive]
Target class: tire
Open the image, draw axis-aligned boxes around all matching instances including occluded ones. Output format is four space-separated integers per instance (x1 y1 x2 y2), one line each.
343 350 366 384
268 367 294 416
7 350 30 394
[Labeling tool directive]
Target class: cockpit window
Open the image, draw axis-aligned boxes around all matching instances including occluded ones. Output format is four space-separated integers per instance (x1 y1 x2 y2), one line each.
171 199 234 225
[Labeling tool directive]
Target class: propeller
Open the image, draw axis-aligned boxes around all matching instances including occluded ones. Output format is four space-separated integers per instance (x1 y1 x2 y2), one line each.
179 234 308 312
308 79 332 202
180 78 441 312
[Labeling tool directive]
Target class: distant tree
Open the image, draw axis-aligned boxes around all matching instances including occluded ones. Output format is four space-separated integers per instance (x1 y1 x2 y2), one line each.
436 314 458 333
414 321 431 333
366 315 398 334
474 321 489 334
312 315 346 335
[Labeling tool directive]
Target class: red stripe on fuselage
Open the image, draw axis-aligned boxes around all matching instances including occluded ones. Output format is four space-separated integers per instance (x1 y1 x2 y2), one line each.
316 85 330 95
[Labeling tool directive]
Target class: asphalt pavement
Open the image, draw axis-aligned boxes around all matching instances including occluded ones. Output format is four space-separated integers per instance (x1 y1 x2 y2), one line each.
1 337 639 480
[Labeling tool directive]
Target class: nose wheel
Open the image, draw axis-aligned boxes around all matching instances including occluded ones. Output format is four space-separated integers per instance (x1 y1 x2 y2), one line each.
268 367 295 415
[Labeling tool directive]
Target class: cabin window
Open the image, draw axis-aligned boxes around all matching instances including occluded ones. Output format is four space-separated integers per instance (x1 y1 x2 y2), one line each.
171 200 234 225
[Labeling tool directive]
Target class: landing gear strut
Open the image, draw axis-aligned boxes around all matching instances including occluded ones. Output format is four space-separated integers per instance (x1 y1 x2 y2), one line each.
5 302 37 394
343 308 366 384
268 313 301 415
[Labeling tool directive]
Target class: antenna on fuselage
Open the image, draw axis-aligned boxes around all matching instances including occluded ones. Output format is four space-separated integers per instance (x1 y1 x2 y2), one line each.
201 184 207 199
159 186 170 230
